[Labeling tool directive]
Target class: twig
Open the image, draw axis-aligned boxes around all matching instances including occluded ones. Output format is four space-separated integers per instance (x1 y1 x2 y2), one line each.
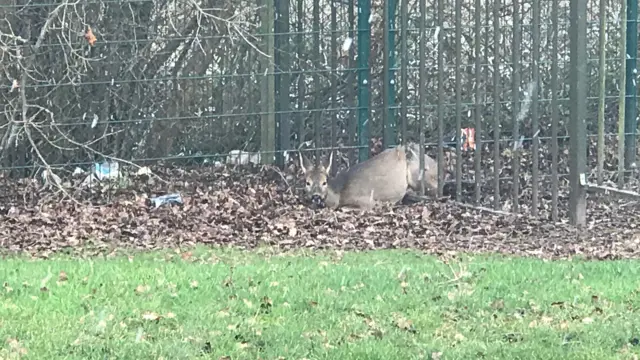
265 164 293 195
404 192 515 216
585 183 640 199
48 121 169 185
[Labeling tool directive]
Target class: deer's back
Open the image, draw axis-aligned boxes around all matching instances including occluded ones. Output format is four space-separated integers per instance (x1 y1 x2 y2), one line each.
338 147 409 207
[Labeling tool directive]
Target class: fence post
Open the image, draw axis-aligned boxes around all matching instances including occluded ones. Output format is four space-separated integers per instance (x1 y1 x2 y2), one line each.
274 0 291 167
624 0 638 170
399 0 408 145
312 0 321 160
382 0 397 149
418 0 426 195
511 0 521 212
454 0 462 202
357 0 371 162
260 0 276 164
568 0 587 226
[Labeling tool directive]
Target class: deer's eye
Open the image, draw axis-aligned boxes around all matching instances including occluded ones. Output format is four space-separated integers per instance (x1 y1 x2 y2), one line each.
321 182 327 186
306 181 311 186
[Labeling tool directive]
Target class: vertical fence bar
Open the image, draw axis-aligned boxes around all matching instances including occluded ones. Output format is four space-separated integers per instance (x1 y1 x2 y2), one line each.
348 0 357 165
400 0 408 145
419 0 426 195
297 0 305 148
274 0 281 163
357 0 371 162
248 50 257 154
618 0 627 189
383 0 397 148
625 0 638 171
474 0 482 204
437 0 445 197
260 0 276 164
511 0 521 213
596 0 607 185
551 0 559 221
492 0 500 210
485 0 490 106
276 0 291 167
330 0 337 171
454 0 462 201
313 0 321 160
531 0 539 216
568 0 587 227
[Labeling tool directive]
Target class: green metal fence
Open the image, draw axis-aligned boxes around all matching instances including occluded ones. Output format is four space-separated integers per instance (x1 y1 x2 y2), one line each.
0 0 638 225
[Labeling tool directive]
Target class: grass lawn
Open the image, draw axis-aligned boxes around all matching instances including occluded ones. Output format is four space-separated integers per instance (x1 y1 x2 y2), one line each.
0 247 640 359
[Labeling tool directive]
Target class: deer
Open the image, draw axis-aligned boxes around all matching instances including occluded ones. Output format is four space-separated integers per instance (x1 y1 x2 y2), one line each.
405 142 439 197
298 146 411 210
405 142 478 198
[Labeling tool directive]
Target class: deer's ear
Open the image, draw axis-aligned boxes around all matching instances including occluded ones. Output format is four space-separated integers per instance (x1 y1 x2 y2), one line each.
299 152 312 174
325 151 333 176
298 152 307 174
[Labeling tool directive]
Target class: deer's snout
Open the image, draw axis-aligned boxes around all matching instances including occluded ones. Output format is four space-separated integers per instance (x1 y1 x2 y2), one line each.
311 194 325 208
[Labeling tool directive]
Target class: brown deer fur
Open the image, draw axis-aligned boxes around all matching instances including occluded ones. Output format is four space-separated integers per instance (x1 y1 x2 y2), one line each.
299 146 410 210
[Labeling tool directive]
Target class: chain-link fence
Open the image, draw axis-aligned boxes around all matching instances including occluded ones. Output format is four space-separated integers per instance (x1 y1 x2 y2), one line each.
0 0 637 225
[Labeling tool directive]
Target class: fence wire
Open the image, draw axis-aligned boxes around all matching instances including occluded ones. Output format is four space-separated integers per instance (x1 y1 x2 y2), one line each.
0 0 637 223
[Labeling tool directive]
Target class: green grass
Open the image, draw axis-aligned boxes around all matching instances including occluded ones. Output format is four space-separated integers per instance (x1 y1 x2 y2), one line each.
1 247 640 359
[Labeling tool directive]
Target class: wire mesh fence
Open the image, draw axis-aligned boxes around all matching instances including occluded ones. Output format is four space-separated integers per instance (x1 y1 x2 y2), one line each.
0 0 637 224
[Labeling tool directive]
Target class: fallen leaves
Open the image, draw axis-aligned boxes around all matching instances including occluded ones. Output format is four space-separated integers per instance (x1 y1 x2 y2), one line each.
135 284 150 295
582 317 594 324
141 312 161 321
0 165 637 260
490 298 505 310
4 338 28 357
242 298 254 309
394 316 416 333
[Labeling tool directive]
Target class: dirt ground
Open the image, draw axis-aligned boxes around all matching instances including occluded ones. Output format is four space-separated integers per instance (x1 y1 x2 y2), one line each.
0 163 638 260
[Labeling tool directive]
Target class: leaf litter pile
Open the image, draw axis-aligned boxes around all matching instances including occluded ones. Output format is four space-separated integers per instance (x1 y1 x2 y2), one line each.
0 163 639 260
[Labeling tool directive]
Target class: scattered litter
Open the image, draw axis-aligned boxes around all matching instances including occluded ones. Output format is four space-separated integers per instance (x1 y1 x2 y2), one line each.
226 150 261 165
342 37 353 52
93 161 120 181
72 167 85 176
149 193 183 208
445 128 476 151
0 155 639 261
40 169 62 188
461 128 476 151
136 166 152 176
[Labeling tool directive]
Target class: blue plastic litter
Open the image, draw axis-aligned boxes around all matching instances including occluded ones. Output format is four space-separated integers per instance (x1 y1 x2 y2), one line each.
150 193 183 208
93 161 120 180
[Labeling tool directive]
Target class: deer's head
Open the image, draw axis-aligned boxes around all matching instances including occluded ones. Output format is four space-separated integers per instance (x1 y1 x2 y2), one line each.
299 152 333 207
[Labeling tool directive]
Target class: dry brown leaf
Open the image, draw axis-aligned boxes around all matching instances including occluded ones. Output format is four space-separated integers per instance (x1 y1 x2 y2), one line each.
395 317 415 333
142 312 161 321
491 299 505 310
243 299 253 308
135 284 150 294
582 317 594 324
